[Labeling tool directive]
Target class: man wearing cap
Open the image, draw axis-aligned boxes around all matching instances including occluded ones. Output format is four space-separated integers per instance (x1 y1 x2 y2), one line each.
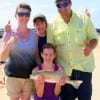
47 0 99 100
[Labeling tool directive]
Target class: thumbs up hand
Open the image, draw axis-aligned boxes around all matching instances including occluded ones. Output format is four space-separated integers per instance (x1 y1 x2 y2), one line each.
83 40 92 56
4 20 11 32
84 9 91 18
7 32 19 47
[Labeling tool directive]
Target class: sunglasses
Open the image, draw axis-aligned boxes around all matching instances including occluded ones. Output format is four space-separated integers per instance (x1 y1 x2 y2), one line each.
56 1 69 8
17 12 30 17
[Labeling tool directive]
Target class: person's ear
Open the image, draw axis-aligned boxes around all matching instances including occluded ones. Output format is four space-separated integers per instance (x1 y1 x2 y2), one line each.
41 52 43 57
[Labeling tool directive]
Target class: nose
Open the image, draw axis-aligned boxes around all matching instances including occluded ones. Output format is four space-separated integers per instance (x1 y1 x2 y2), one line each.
58 7 66 13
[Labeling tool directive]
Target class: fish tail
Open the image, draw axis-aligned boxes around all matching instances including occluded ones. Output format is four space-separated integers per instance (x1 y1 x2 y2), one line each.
66 80 83 89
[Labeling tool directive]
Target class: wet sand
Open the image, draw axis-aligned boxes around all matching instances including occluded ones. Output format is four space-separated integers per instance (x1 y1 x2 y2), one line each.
0 39 100 100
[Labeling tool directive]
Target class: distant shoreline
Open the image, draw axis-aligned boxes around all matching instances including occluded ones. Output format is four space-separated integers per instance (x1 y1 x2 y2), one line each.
0 28 100 39
0 29 3 38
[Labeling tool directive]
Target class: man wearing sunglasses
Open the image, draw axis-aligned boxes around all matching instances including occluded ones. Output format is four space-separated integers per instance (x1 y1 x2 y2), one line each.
47 0 99 100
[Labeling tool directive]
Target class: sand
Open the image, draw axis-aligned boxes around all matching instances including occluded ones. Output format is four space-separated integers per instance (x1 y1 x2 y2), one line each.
0 40 100 100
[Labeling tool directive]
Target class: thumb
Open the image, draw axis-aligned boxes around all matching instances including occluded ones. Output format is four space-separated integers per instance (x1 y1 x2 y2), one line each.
84 9 88 13
84 9 91 18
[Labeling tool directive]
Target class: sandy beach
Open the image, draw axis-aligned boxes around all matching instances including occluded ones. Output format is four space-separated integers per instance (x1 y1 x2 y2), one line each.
0 39 100 100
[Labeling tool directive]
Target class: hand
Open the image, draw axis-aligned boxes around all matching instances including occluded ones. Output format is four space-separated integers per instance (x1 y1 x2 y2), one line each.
83 40 92 56
37 75 45 85
84 9 91 18
4 20 11 32
57 76 66 86
7 32 18 46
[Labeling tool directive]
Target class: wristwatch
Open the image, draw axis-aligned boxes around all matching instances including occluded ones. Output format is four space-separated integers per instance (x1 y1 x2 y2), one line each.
0 61 6 65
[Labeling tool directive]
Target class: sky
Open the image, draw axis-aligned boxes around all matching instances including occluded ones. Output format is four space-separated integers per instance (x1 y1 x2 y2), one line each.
0 0 100 29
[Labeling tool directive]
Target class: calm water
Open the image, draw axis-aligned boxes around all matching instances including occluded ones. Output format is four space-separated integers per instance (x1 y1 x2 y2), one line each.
0 38 2 47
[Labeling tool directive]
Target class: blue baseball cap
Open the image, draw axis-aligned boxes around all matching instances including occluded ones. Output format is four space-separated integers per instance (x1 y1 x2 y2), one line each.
55 0 70 3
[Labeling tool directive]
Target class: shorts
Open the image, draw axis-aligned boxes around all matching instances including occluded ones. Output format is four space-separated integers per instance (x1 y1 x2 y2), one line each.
5 76 35 96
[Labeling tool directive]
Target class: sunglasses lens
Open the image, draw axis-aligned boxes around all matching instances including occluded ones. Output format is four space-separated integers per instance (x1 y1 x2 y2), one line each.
17 12 30 17
56 2 68 8
25 12 30 17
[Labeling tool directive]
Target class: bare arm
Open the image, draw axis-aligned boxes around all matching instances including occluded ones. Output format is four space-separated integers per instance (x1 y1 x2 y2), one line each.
88 38 98 49
0 31 17 61
32 67 45 98
54 64 65 96
83 38 98 56
34 78 45 97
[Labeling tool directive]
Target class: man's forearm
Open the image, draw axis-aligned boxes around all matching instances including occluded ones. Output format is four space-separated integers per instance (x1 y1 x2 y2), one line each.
89 38 98 50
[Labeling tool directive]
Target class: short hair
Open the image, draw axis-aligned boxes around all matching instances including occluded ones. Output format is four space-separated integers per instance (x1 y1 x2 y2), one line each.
15 2 32 13
41 43 56 53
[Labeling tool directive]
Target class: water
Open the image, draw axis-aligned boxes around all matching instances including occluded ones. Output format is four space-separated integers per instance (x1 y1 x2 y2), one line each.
0 29 3 38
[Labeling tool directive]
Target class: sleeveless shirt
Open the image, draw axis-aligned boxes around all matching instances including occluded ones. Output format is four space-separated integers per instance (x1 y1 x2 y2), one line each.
34 64 60 100
5 29 37 78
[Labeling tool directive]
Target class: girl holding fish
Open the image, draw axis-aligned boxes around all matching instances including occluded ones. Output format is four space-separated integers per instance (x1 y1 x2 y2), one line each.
32 43 66 100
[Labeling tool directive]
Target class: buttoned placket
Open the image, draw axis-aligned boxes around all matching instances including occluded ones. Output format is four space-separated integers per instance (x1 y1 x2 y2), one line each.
66 26 74 71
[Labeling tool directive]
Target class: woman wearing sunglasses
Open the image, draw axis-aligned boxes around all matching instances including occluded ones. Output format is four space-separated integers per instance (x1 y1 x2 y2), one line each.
0 3 40 100
47 0 99 100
